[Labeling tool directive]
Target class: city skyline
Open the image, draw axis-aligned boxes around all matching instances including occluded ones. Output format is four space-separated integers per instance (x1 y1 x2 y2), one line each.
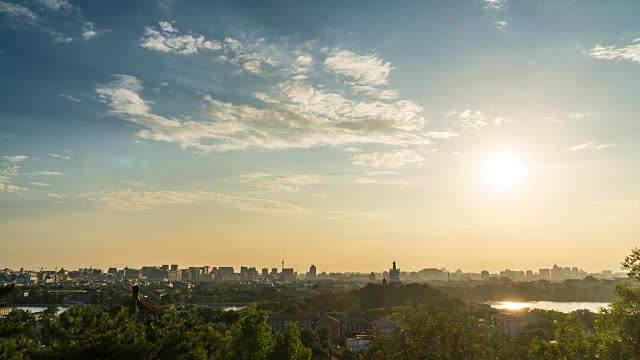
2 0 640 272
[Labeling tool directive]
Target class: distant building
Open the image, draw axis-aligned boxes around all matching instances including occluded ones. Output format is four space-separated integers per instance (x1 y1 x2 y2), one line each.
368 272 376 283
370 317 398 335
492 313 526 337
345 336 371 352
308 265 317 279
170 264 179 272
282 268 295 282
389 261 401 286
267 313 312 333
481 270 490 281
262 268 269 277
539 268 551 280
216 267 234 280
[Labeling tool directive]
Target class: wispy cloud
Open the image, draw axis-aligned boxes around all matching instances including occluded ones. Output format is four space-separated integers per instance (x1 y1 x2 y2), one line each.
239 173 329 192
141 21 221 55
0 183 26 192
329 210 388 220
565 141 616 152
3 155 28 163
29 182 51 186
354 178 408 186
84 190 306 213
324 49 392 86
0 0 73 42
58 94 82 103
32 171 64 175
0 1 38 23
48 153 71 160
35 0 77 14
82 22 109 40
485 0 506 10
0 133 15 139
423 130 459 139
448 110 488 129
587 38 640 64
352 150 424 168
96 73 429 151
141 21 277 75
495 20 508 30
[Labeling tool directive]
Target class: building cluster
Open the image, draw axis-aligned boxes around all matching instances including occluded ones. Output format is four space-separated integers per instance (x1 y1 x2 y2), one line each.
267 312 398 353
0 261 625 288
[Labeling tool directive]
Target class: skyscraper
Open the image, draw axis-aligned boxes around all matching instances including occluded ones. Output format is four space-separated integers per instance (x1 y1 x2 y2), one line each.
308 265 317 279
389 261 401 286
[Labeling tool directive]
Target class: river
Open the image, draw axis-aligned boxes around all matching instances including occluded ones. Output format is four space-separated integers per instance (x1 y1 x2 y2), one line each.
488 301 610 313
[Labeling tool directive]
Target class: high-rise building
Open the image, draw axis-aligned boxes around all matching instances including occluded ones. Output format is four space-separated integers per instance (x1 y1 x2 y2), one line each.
389 261 401 286
161 265 169 271
481 270 490 281
170 264 179 272
262 268 269 277
282 268 295 282
308 265 317 279
368 272 376 283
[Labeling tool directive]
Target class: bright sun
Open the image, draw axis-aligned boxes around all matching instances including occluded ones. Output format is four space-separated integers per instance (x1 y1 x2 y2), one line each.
481 152 527 191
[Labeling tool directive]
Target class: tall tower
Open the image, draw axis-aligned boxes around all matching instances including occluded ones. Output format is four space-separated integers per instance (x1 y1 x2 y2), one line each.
281 258 285 272
389 260 401 286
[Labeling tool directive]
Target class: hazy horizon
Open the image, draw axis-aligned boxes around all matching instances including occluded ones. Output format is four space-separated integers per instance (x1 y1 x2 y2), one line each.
1 0 639 273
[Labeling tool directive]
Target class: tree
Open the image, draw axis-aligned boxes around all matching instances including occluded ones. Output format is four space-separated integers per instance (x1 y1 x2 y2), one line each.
271 322 312 360
224 306 275 360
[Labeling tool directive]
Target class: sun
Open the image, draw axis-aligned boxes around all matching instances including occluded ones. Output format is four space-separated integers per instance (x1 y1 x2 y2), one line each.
481 152 527 191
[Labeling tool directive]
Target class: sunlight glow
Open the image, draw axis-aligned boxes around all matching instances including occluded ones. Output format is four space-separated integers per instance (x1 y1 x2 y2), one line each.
481 152 527 191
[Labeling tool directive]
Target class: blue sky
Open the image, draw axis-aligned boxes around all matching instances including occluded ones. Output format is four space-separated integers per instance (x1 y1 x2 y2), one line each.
1 0 639 272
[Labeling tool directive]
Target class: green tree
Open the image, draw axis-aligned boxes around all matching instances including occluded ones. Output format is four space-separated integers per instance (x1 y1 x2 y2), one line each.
224 306 275 360
271 322 312 360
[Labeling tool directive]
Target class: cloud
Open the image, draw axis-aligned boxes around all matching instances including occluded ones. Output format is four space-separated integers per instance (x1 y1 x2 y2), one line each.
493 117 512 125
296 54 312 65
140 21 221 55
96 74 430 151
0 1 38 22
3 155 28 163
83 190 306 213
48 153 71 160
0 133 15 139
29 182 51 186
329 210 387 220
587 38 640 64
453 110 488 129
352 85 399 100
58 94 82 102
495 20 508 30
141 22 278 75
352 149 424 168
239 173 329 192
324 49 392 86
218 37 278 74
565 141 616 152
47 193 66 203
423 130 459 139
567 112 593 120
35 0 76 14
354 177 408 186
485 0 506 10
32 171 64 175
0 1 72 42
0 183 26 192
82 22 109 40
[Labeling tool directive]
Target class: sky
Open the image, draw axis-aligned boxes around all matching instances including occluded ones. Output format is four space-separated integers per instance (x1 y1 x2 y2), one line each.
1 0 639 273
